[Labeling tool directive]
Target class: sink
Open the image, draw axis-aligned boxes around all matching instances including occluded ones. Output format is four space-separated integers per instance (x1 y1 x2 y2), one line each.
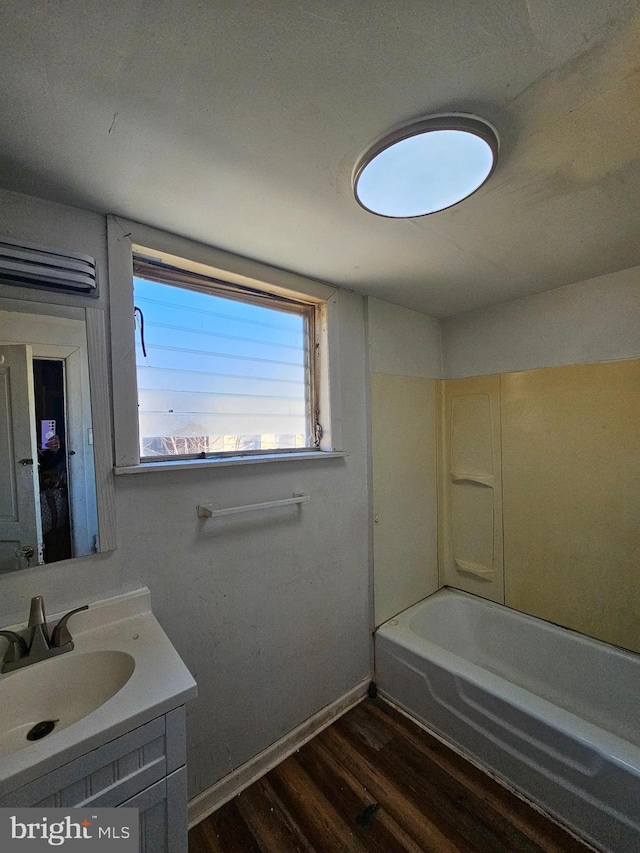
0 650 135 756
0 588 196 799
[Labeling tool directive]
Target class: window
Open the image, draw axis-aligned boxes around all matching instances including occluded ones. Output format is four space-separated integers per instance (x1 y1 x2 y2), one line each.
132 256 319 460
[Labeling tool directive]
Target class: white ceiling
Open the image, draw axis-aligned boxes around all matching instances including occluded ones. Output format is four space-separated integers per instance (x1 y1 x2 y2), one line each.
1 1 639 317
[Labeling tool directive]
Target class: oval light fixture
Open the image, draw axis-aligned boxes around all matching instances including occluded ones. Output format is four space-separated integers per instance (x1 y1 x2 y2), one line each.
353 114 499 218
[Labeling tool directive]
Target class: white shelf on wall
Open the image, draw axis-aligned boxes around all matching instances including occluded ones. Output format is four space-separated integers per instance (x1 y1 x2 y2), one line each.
451 472 494 487
454 558 494 579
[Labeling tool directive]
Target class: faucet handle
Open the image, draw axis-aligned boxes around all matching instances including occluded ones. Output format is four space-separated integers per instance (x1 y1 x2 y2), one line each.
0 630 28 667
50 605 89 649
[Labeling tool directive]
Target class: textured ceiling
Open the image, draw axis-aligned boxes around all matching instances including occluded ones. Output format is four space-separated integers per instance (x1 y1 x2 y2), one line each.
0 1 639 317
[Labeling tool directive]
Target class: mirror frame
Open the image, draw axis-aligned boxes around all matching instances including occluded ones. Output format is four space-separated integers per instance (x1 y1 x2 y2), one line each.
0 296 116 555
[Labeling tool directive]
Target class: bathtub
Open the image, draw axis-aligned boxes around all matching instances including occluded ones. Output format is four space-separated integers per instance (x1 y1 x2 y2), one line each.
375 588 640 853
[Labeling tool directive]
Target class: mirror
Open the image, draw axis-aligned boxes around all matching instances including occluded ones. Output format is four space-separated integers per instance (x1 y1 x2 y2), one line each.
0 298 113 572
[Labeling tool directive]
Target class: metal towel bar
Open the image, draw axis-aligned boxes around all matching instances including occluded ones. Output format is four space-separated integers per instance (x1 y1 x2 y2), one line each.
197 493 309 518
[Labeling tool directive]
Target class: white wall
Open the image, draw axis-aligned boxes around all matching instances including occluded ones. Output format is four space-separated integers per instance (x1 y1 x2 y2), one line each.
367 297 442 379
0 188 371 800
442 266 640 378
367 297 441 624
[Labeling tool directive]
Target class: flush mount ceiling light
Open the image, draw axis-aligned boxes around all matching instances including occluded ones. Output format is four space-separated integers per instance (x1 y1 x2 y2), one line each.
353 114 499 218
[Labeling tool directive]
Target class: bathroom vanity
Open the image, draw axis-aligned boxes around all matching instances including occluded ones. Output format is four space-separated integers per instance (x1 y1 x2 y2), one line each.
0 588 197 853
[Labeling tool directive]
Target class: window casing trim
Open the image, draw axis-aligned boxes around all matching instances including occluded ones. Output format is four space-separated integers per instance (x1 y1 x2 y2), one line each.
108 215 342 469
133 256 320 312
113 450 348 475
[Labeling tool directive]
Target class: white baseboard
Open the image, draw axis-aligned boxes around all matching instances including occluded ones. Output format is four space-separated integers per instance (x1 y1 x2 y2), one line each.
188 678 370 829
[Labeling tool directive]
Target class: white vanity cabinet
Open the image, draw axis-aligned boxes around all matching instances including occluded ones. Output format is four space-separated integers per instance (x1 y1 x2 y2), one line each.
0 588 196 852
0 706 188 853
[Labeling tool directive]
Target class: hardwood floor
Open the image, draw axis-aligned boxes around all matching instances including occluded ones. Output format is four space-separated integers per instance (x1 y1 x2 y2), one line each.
189 697 594 853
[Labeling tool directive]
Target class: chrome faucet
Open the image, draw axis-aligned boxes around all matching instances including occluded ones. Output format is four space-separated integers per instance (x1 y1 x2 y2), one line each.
0 596 88 674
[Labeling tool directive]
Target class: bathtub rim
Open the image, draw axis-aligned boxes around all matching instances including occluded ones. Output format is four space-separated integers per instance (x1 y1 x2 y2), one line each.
375 588 640 773
379 587 640 662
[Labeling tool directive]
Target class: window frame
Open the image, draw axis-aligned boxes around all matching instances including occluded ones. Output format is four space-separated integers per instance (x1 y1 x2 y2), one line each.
132 255 319 462
107 216 344 472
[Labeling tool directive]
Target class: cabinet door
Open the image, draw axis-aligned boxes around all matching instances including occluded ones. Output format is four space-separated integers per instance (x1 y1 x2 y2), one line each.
120 767 187 853
2 707 186 810
1 716 167 808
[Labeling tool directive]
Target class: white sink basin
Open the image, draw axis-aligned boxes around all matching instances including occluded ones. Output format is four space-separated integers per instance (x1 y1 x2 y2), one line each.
0 588 196 798
0 650 135 757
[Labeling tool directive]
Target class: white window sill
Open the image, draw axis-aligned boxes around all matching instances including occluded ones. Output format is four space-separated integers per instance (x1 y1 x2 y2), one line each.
113 450 348 475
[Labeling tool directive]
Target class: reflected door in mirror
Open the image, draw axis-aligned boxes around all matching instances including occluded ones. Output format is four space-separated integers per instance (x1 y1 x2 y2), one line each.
0 309 100 571
0 345 43 570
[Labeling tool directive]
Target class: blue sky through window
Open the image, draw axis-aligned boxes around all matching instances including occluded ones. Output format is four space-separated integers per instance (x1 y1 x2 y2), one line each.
134 277 310 455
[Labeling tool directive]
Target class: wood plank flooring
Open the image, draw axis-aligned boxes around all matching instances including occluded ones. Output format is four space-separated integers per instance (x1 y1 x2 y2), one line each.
189 698 594 853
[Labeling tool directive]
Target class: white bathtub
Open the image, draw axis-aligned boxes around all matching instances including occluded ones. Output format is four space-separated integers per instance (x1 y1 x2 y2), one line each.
375 588 640 853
